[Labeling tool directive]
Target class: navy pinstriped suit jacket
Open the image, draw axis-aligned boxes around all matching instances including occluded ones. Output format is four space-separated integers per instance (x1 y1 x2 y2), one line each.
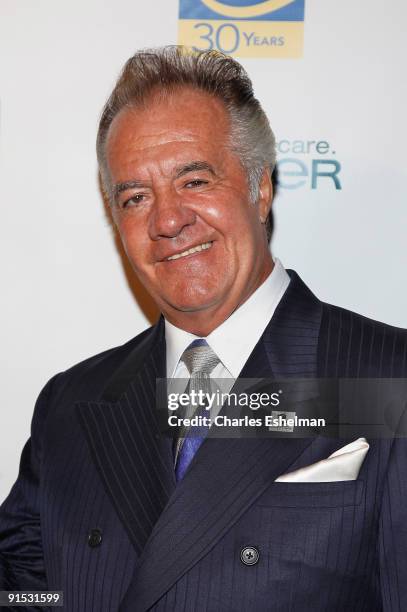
1 270 407 611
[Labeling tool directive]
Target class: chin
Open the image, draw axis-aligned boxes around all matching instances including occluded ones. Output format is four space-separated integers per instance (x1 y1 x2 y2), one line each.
165 290 222 314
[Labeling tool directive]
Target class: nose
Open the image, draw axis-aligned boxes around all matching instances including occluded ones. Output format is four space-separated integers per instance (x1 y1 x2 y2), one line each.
148 187 196 240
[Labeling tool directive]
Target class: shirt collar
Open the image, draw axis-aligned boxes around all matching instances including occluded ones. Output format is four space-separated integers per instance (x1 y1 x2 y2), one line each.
165 258 290 378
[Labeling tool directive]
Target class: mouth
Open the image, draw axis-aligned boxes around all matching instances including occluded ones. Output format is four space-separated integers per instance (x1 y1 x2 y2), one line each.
165 241 213 261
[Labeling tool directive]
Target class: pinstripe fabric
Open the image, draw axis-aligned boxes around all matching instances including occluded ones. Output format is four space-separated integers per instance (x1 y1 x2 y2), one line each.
76 361 175 556
1 270 407 611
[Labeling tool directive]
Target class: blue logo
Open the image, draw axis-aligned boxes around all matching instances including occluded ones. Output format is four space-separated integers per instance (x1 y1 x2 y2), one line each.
179 0 305 21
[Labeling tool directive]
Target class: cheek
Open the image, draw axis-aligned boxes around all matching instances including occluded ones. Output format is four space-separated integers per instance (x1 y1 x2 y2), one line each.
201 197 236 226
221 208 260 252
116 219 148 261
204 191 257 233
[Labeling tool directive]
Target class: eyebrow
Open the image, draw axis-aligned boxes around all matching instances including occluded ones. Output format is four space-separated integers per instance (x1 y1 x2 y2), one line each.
112 161 216 201
174 161 216 179
113 180 147 199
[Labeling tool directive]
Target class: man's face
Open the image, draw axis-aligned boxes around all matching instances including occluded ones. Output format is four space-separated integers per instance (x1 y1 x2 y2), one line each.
105 87 273 333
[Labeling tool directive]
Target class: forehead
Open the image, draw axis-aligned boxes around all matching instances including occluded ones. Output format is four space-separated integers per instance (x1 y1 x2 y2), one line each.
105 88 232 173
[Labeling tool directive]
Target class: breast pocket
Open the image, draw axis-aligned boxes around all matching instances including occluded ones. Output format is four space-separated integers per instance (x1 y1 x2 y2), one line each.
256 479 364 508
252 480 366 579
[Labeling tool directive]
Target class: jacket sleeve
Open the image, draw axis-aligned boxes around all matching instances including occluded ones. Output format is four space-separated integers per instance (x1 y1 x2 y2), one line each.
0 375 59 591
379 416 407 610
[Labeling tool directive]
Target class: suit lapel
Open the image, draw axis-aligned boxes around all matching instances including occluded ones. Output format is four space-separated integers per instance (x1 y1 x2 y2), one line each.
120 271 324 611
262 269 323 380
76 318 176 556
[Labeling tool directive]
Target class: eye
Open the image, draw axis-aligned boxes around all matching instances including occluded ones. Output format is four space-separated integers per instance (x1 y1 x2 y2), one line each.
121 194 145 209
184 179 208 188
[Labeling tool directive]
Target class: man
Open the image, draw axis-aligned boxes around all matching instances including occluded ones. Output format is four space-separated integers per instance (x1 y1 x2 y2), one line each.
1 46 407 611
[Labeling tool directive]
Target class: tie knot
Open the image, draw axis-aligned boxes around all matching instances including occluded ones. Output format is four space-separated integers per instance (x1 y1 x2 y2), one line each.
181 339 220 376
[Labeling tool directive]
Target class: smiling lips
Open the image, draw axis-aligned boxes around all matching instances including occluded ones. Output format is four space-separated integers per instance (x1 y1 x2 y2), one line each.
165 241 213 261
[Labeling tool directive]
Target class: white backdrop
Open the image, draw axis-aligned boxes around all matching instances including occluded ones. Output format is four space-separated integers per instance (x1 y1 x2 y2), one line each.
1 0 406 501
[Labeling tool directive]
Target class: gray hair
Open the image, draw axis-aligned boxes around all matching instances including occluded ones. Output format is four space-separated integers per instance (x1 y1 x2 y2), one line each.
96 46 276 233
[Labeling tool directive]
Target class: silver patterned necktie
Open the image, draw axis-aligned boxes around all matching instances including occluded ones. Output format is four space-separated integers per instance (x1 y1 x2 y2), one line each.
174 339 220 481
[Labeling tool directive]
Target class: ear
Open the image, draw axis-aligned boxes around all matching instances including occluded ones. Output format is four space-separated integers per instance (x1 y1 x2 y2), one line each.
257 169 273 224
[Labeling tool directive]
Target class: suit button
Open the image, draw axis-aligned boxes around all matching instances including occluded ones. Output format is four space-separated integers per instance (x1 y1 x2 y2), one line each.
240 546 259 566
88 528 102 548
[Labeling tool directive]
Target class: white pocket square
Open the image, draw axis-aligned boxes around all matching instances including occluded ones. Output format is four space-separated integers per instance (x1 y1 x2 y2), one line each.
275 438 369 483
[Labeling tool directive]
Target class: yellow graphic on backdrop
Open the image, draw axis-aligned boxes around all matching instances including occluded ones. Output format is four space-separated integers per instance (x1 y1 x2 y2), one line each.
178 0 305 58
178 20 302 58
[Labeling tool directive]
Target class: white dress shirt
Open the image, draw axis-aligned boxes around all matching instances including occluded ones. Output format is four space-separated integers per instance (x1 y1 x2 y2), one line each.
165 258 290 381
